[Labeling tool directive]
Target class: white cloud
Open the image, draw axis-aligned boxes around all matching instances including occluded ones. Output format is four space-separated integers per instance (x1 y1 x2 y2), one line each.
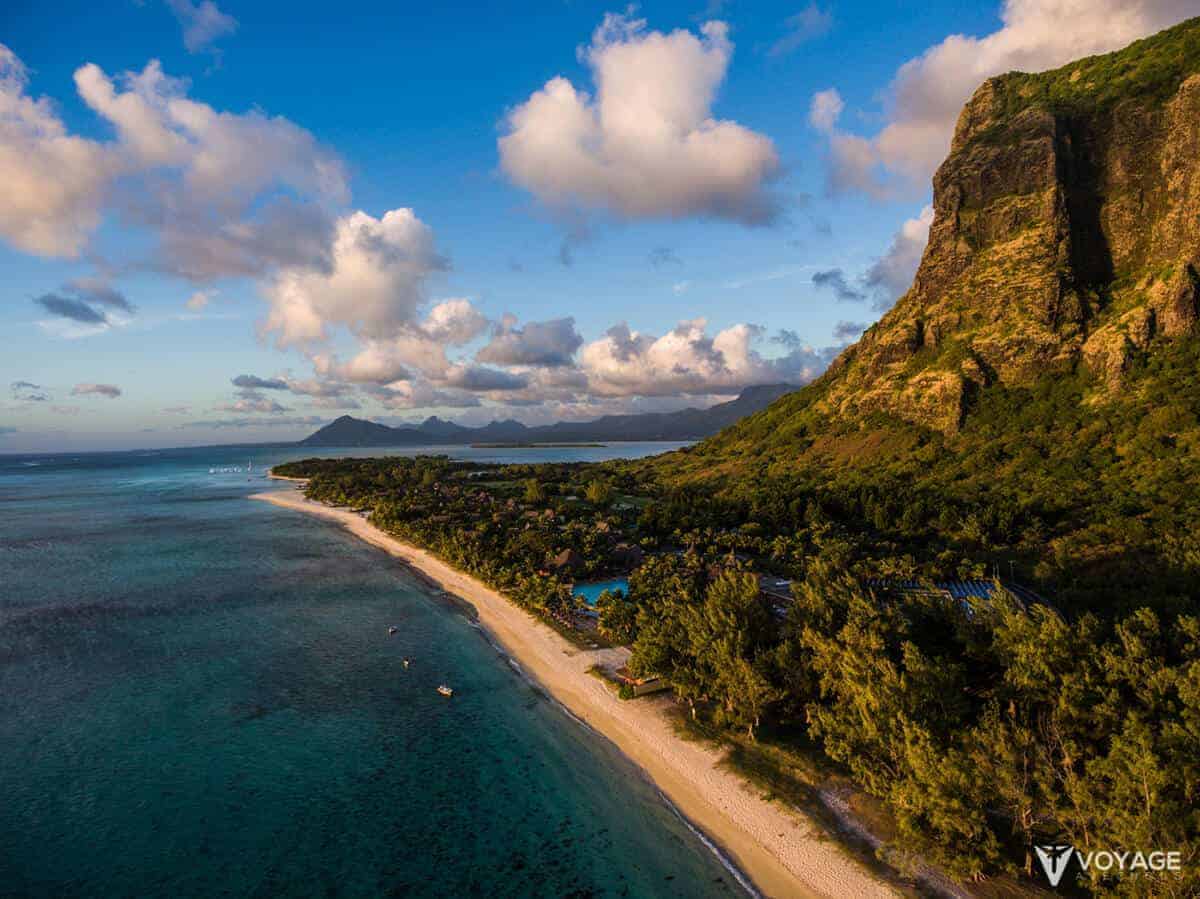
865 204 933 306
579 318 833 396
166 0 238 54
261 208 445 346
815 0 1198 194
421 298 489 345
499 13 780 224
0 46 347 278
0 47 121 257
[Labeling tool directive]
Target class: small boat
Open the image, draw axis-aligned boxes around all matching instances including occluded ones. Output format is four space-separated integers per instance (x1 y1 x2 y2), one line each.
437 685 454 697
388 626 398 635
402 658 411 668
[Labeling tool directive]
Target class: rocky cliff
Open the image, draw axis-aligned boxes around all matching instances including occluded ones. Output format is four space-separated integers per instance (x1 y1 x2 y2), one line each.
817 18 1200 434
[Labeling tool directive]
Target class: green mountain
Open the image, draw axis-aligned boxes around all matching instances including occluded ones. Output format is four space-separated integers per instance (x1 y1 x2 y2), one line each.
654 18 1200 612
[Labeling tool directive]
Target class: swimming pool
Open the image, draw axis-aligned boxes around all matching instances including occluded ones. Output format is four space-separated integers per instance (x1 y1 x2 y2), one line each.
572 579 629 605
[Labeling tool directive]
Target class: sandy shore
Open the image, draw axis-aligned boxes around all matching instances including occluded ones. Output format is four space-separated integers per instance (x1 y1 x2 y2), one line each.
251 484 898 899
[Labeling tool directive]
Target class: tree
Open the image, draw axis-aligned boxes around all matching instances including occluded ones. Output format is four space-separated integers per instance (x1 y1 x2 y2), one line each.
585 480 614 506
523 478 545 504
684 570 781 739
596 589 638 644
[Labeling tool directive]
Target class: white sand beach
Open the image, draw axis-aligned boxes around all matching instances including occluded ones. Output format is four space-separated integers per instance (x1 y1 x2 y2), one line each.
251 484 898 899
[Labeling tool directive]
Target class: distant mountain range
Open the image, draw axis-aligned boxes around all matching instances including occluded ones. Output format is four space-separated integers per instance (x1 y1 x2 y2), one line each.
298 384 796 447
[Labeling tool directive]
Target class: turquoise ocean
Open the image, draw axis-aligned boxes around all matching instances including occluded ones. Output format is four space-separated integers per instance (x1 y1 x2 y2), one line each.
0 442 750 898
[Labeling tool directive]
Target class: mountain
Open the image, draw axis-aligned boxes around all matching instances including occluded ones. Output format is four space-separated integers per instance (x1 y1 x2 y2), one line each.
300 416 435 448
659 19 1200 611
298 384 796 447
810 17 1200 436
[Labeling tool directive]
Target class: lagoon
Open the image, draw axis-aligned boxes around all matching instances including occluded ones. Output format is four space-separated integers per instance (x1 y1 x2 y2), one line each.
0 442 753 898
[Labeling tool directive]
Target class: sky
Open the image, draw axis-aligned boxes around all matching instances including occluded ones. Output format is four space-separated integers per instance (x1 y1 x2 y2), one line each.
2 0 1197 452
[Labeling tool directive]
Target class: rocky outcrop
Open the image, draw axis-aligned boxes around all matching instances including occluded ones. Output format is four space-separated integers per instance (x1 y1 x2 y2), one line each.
815 20 1200 434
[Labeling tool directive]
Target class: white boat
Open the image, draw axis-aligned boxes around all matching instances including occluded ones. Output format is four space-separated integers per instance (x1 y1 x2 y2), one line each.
388 626 398 635
437 685 453 697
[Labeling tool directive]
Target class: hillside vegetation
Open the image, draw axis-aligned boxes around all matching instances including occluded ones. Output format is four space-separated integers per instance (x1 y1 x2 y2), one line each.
648 16 1200 616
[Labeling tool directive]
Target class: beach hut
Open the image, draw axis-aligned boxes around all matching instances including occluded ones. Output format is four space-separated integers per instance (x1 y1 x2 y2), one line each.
551 548 584 575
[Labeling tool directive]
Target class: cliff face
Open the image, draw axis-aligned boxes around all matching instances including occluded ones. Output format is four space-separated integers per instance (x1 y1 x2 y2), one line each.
817 19 1200 434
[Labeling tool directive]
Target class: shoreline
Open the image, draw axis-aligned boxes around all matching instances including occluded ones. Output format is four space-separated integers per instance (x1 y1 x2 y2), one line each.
251 482 898 899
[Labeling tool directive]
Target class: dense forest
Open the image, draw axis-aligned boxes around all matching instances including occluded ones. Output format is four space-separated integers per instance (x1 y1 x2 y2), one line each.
637 333 1200 619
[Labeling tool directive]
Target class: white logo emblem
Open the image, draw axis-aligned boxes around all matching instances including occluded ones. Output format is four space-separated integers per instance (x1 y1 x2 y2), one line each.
1035 845 1075 887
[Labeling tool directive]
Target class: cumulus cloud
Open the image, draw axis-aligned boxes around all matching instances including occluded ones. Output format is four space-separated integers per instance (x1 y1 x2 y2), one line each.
0 46 347 277
421 298 488 345
261 208 444 346
476 316 583 367
814 0 1197 195
579 318 833 396
71 383 122 398
499 13 780 225
328 341 415 385
166 0 238 54
812 268 867 302
767 4 833 57
314 296 490 391
0 47 120 257
865 204 933 307
232 374 288 390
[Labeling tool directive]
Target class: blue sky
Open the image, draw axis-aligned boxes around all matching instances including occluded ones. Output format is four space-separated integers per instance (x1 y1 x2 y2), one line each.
1 0 1191 451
